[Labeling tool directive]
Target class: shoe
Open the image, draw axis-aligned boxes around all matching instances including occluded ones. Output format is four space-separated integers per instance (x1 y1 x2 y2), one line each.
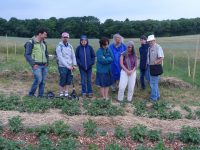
112 89 116 93
59 93 64 97
88 93 93 98
82 93 87 99
64 93 69 97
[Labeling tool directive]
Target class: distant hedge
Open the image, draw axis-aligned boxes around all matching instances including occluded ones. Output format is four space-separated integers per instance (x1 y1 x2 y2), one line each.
0 16 200 38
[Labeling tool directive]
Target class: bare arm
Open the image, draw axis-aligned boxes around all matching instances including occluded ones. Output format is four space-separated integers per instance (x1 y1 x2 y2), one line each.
120 55 129 73
154 57 164 65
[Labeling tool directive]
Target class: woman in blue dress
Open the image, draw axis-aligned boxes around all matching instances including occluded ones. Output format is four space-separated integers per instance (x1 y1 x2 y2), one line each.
95 37 114 100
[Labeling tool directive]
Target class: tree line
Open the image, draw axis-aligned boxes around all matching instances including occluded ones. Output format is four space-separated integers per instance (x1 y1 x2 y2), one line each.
0 16 200 38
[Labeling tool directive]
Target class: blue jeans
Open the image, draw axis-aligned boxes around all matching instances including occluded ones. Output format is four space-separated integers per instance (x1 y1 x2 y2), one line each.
148 66 160 101
79 68 92 94
29 65 48 97
140 68 148 89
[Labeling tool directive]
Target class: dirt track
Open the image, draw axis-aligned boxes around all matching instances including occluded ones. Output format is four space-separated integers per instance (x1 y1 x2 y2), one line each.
1 109 200 135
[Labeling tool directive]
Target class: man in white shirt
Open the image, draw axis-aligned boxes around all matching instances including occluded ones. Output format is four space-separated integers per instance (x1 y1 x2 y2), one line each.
147 34 164 101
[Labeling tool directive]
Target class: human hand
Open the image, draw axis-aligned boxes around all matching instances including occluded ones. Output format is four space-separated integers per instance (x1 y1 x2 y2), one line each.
33 65 38 69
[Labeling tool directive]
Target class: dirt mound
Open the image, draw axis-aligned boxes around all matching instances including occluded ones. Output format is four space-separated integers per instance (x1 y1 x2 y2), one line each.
160 77 193 89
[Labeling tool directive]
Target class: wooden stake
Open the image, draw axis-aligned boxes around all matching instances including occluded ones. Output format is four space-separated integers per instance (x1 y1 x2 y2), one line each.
188 55 191 77
172 54 175 70
6 34 8 62
193 37 199 82
14 42 17 55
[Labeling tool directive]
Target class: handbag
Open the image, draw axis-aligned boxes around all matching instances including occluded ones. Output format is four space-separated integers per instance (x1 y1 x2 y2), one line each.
150 64 163 76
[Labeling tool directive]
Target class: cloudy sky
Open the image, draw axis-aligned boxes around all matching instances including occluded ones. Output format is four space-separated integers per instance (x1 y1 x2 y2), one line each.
0 0 199 22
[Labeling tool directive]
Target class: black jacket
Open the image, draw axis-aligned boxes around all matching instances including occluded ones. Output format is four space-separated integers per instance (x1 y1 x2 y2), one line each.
139 44 149 69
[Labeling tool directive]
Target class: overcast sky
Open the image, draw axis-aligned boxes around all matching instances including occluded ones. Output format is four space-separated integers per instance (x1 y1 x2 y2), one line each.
0 0 199 23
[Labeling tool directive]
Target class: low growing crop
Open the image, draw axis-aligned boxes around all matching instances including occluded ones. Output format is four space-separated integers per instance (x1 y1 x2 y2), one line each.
83 119 97 137
8 116 23 133
179 126 200 144
146 129 161 141
114 125 126 139
129 124 147 142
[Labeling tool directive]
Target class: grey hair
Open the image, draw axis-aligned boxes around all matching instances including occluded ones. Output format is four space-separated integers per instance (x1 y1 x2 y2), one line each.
113 33 124 44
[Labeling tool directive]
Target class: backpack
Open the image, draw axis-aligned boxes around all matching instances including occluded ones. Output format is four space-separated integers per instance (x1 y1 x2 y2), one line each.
55 44 63 65
24 39 47 52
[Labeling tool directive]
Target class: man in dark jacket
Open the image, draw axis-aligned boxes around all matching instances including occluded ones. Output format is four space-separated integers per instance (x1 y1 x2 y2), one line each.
24 28 49 97
139 35 149 90
75 35 95 98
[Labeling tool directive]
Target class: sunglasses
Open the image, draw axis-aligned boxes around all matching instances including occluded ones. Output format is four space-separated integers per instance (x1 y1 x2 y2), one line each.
63 37 69 38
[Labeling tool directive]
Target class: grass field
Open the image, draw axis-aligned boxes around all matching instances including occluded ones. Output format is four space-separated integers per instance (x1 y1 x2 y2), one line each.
0 34 200 86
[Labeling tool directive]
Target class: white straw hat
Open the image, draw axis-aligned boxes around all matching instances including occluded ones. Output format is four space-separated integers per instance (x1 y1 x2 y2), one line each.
147 34 156 42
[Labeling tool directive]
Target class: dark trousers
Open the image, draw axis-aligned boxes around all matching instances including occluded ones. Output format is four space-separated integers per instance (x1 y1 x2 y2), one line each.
140 68 148 89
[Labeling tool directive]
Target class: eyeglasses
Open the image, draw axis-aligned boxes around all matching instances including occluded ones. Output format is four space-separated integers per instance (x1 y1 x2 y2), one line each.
128 46 132 48
63 37 69 38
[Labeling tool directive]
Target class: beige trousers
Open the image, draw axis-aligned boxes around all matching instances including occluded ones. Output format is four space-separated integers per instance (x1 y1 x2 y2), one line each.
118 70 136 101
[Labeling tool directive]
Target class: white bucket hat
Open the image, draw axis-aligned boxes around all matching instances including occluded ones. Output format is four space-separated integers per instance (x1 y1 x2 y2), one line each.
147 34 156 42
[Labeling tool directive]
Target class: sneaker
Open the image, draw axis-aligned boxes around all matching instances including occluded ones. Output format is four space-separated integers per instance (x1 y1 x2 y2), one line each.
88 93 93 98
112 88 116 93
59 93 64 97
82 93 87 99
64 93 69 97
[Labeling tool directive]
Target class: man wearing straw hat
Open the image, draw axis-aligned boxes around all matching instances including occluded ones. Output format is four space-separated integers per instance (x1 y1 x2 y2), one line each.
147 34 164 101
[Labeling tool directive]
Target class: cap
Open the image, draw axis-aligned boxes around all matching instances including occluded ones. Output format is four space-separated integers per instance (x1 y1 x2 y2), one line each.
61 32 69 38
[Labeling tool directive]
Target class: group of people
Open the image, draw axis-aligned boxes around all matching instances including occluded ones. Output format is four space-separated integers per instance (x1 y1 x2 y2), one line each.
24 28 164 102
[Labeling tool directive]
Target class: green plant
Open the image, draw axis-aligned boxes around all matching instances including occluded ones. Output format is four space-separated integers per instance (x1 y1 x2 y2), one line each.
85 99 124 116
146 129 161 141
135 145 150 150
51 120 79 138
61 101 81 116
0 137 23 150
181 105 192 113
153 140 169 150
51 99 67 109
83 119 97 137
0 121 3 133
88 143 99 150
105 143 127 150
51 120 70 136
168 110 182 120
8 116 23 133
179 126 200 144
38 135 55 150
195 109 200 119
153 101 168 111
129 124 147 142
97 129 107 136
167 132 176 143
133 101 147 116
24 145 35 150
114 125 126 139
185 112 193 119
182 145 200 150
20 96 51 113
34 125 52 137
0 95 20 111
57 137 79 150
